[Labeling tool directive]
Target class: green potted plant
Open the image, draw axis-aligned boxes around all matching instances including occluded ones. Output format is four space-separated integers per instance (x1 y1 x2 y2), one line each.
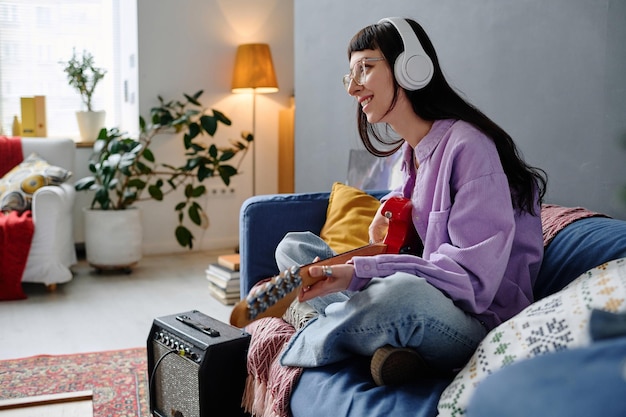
75 90 253 270
61 48 107 142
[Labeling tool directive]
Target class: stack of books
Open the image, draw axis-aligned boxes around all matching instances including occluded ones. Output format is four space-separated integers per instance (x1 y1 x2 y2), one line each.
206 253 241 305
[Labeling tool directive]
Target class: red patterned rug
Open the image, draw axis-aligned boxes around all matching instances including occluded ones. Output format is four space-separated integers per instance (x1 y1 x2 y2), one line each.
0 347 149 417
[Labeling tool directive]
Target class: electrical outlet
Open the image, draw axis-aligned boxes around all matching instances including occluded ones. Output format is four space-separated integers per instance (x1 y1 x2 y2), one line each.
210 187 236 195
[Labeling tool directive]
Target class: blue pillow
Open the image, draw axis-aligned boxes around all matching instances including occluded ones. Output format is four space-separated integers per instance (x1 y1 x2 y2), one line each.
466 335 626 417
534 217 626 300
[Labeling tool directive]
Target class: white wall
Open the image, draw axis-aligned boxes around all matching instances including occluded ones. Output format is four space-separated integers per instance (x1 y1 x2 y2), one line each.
294 0 626 219
134 0 294 254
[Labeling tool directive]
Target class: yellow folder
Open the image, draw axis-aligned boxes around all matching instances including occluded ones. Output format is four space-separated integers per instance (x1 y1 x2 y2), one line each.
20 97 36 137
20 96 47 137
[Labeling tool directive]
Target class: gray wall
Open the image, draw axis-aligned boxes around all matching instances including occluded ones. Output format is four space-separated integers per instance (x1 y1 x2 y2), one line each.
294 0 626 219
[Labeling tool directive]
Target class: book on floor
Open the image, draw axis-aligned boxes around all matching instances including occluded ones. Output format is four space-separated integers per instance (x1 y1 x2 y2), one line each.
207 262 240 280
207 281 241 305
205 269 240 292
217 253 240 271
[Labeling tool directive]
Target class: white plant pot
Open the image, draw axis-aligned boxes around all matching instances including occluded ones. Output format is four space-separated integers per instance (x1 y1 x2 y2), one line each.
83 208 142 271
76 110 106 142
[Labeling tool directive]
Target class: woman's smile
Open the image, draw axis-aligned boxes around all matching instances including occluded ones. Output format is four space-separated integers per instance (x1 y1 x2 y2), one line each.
360 95 373 109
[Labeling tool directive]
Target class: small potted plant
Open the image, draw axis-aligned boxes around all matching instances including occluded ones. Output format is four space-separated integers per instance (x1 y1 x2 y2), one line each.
75 90 252 271
61 48 107 142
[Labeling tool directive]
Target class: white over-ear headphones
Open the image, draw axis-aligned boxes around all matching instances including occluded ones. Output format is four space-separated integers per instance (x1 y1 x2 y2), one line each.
378 17 433 91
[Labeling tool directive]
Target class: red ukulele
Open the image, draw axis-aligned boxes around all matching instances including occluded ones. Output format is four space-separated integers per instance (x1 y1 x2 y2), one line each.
230 197 422 328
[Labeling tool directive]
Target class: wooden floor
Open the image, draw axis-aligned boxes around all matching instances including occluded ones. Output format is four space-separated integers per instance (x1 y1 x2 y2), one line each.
0 250 236 360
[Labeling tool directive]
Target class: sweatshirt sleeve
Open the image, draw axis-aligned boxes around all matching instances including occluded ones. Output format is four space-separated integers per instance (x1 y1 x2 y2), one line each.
351 171 517 317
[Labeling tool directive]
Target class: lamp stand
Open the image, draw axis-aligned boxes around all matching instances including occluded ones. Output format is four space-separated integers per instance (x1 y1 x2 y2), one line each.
251 88 257 196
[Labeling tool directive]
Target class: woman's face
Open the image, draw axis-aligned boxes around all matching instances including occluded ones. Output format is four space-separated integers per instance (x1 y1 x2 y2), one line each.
346 49 397 124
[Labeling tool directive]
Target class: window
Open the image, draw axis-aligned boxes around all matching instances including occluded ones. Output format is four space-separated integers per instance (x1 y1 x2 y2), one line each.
0 0 137 139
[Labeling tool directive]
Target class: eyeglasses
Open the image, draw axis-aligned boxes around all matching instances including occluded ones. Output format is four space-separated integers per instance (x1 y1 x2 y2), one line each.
342 57 385 91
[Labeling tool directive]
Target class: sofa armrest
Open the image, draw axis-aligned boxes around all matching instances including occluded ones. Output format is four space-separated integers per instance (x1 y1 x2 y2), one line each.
31 183 75 223
239 192 332 295
23 182 77 285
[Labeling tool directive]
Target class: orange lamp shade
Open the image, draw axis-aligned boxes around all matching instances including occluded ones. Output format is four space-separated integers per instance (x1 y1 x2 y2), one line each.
231 43 279 94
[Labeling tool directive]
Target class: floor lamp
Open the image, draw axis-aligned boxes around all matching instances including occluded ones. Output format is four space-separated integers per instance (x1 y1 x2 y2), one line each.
231 43 279 196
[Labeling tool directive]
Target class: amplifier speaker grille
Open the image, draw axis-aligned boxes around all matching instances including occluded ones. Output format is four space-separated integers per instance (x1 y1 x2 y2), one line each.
147 310 251 417
152 341 201 417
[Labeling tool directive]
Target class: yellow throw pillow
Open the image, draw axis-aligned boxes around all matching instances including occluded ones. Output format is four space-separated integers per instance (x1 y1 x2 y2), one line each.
0 153 72 213
320 182 381 254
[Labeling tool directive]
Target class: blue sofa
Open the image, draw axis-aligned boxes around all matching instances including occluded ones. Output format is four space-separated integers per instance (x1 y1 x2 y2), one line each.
238 191 626 417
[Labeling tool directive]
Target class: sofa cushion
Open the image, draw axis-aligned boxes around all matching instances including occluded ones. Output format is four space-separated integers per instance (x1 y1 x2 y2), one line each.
0 153 72 213
437 257 626 417
319 182 381 254
535 216 626 300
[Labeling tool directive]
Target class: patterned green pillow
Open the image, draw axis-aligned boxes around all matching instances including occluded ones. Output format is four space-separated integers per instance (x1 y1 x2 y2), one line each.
0 153 72 213
437 257 626 417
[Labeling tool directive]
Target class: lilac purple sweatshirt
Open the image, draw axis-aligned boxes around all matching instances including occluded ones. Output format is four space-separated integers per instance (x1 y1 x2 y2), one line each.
349 119 543 330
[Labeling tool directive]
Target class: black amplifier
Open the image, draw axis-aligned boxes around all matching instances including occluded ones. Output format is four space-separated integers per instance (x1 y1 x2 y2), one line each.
147 310 251 417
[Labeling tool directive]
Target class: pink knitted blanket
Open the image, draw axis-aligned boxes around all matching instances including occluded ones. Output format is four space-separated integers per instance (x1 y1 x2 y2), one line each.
242 317 302 417
541 204 609 247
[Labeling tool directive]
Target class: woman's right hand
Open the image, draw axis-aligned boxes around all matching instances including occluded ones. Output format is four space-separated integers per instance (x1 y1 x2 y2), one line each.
298 263 354 302
368 203 390 244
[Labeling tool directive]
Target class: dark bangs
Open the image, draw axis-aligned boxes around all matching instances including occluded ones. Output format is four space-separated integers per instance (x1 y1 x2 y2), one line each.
347 23 403 63
347 25 378 57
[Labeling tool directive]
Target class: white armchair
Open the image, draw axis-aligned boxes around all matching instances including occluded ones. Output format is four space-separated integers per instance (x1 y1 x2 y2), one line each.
20 138 77 289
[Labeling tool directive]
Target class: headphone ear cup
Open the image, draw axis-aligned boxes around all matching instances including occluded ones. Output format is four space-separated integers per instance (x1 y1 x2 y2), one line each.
396 51 433 90
394 51 411 89
380 17 433 90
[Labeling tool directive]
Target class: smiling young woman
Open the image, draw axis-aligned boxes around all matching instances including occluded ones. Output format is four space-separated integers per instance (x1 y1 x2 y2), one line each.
270 16 548 387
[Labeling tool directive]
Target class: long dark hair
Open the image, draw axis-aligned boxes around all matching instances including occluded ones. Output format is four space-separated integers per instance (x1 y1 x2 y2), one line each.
348 18 547 214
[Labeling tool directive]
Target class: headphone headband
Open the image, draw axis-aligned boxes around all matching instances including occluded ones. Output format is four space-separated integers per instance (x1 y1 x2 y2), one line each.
378 17 433 90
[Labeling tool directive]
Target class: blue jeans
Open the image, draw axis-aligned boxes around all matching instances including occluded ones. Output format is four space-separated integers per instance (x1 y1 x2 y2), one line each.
276 232 487 372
